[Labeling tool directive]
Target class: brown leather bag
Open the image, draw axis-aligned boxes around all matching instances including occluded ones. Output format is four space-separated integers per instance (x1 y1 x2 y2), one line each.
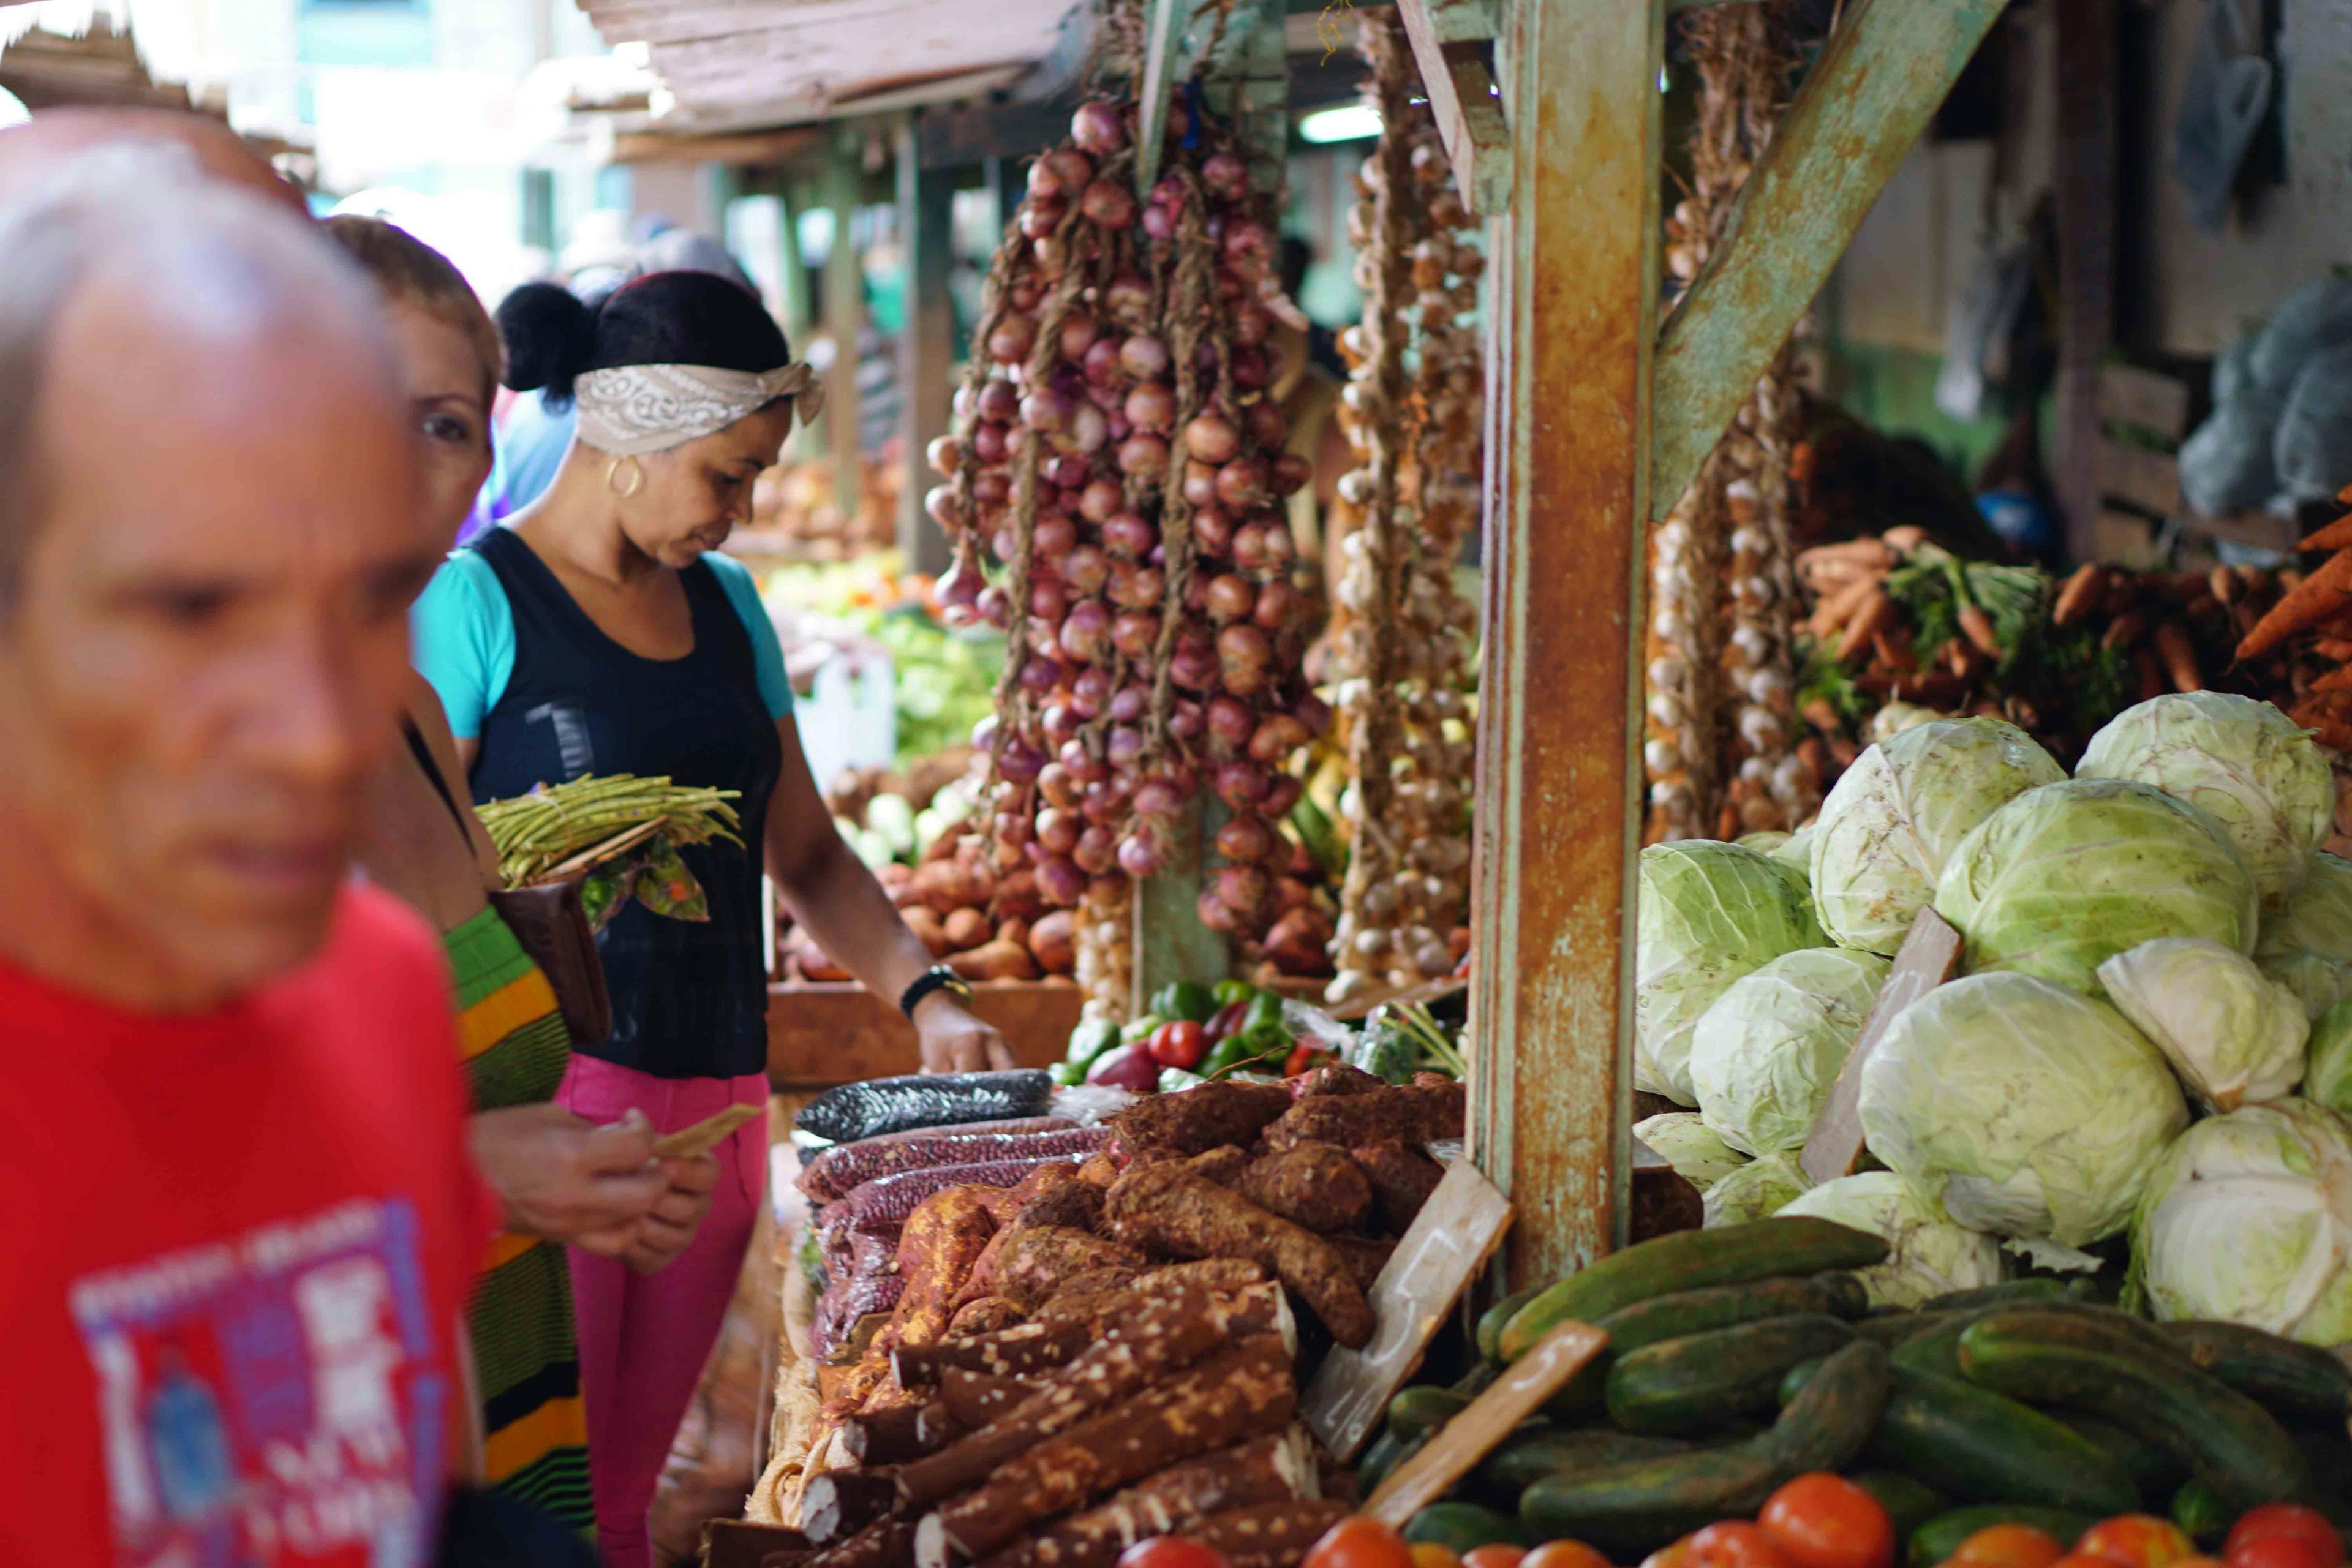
489 880 612 1049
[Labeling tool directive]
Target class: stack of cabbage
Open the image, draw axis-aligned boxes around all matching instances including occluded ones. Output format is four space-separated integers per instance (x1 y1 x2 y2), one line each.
1635 694 2352 1344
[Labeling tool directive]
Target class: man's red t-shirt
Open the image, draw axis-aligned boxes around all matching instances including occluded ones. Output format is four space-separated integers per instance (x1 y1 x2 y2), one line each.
0 885 496 1567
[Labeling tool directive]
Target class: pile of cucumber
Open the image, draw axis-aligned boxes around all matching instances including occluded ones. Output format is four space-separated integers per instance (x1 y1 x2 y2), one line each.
1359 1219 2352 1565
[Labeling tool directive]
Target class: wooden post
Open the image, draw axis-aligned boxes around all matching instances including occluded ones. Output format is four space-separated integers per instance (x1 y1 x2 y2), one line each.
823 140 867 524
774 176 816 363
896 112 957 577
2052 0 2116 562
1468 0 1664 1283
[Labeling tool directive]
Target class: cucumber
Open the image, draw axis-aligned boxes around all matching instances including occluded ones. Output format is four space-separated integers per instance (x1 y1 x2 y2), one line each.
1390 1385 1474 1439
2171 1480 2230 1548
1859 1309 1966 1348
1499 1219 1890 1360
1594 1275 1865 1355
1849 1471 1951 1541
2052 1412 2184 1499
1921 1278 2078 1312
1896 1300 2180 1378
1762 1338 1891 1474
1810 1272 1872 1317
1889 1310 1996 1376
1477 1428 1695 1494
1777 1355 1829 1408
1907 1507 2101 1568
1480 1287 1542 1361
1867 1365 2139 1514
2158 1319 2352 1425
1957 1313 2309 1512
1405 1502 1524 1551
1607 1314 1856 1435
1359 1429 1425 1492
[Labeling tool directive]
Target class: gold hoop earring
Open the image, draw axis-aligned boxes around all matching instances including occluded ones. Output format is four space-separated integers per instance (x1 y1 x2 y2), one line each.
606 456 645 499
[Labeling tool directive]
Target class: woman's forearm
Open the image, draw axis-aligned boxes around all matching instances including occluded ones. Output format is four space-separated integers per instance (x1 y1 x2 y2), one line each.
774 831 936 1006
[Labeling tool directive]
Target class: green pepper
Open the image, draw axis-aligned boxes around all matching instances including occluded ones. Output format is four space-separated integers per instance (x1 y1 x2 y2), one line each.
1354 1020 1420 1084
1063 1017 1118 1070
1212 979 1254 1008
1238 991 1286 1041
1049 1060 1086 1087
1120 1013 1164 1046
1156 1066 1207 1094
1148 981 1219 1024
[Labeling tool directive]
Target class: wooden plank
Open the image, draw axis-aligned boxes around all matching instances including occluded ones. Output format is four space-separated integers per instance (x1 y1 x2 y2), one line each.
1394 0 1512 217
1130 797 1233 1012
1798 908 1961 1186
2053 0 2117 561
611 126 821 165
2097 436 2182 516
1300 1159 1513 1462
2092 509 2161 570
1363 1317 1611 1524
822 142 867 523
1650 0 2012 519
897 113 957 577
1468 0 1663 1285
2098 363 2191 442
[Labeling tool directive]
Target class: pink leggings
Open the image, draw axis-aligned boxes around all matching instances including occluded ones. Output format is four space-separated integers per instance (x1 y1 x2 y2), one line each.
556 1056 768 1568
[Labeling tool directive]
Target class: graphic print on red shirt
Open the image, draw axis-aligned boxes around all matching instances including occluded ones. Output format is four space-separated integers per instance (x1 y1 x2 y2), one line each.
0 884 495 1568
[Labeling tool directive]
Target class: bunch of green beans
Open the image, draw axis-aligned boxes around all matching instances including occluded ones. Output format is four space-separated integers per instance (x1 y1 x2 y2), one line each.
477 774 742 888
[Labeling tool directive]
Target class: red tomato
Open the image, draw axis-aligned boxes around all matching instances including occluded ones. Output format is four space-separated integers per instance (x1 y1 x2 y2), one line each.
2228 1540 2343 1568
1524 1542 1615 1568
1759 1474 1894 1568
1304 1518 1416 1568
1685 1522 1793 1568
2227 1509 2346 1568
1463 1547 1526 1568
1639 1541 1694 1568
1147 1019 1208 1069
2053 1555 2141 1568
1409 1547 1464 1568
1945 1526 2067 1568
2077 1518 2198 1568
1118 1538 1231 1568
1284 1042 1333 1077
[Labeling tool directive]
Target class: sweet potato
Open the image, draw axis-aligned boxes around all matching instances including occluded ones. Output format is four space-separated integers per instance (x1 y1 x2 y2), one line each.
949 940 1039 982
902 907 955 959
911 858 990 916
943 907 992 950
1028 909 1077 975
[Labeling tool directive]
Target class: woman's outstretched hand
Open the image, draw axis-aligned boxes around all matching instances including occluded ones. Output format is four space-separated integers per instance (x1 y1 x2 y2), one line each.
913 993 1016 1073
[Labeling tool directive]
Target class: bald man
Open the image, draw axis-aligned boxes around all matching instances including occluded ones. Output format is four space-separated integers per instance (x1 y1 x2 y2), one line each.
0 103 306 212
0 148 499 1566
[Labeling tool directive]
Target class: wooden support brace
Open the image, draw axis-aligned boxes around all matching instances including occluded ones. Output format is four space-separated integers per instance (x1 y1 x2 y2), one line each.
1649 0 2013 519
896 112 957 576
1395 0 1512 218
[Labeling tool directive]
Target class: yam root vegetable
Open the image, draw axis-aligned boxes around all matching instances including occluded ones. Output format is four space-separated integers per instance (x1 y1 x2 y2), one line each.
1104 1163 1376 1347
1350 1140 1446 1232
1258 1080 1464 1153
2239 548 2352 662
944 908 992 949
801 1469 902 1547
2152 621 2203 692
949 940 1040 982
903 907 956 958
927 1336 1299 1559
893 1320 1095 1385
945 1297 1026 1338
1236 1143 1374 1232
969 1431 1313 1568
1325 1234 1396 1291
1015 1178 1107 1234
809 1514 917 1568
1031 1259 1268 1330
1834 589 1896 664
979 1161 1083 1224
2053 563 2105 627
1181 1498 1354 1568
994 1226 1150 1311
1076 1152 1121 1188
1186 1145 1253 1184
1289 1063 1384 1100
895 1286 1274 1509
842 1401 954 1466
1028 909 1077 975
940 1366 1046 1428
1110 1080 1294 1156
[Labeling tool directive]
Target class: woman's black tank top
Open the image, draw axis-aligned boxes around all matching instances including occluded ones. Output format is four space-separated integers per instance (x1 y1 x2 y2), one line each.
464 526 782 1080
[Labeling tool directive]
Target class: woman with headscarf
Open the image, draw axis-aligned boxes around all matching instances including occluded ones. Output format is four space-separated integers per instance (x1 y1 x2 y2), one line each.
411 270 1011 1567
326 215 715 1542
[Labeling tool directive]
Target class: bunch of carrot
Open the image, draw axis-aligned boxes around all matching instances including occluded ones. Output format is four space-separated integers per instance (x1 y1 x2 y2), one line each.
2242 484 2352 750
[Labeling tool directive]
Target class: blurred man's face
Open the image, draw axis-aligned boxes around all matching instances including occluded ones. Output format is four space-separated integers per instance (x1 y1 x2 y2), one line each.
0 270 434 1003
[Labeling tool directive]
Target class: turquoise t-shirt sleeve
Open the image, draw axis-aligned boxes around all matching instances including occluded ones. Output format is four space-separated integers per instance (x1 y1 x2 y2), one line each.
707 552 793 722
410 552 515 739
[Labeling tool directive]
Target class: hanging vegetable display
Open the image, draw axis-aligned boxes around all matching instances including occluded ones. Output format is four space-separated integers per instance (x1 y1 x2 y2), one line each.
1325 12 1483 1005
927 58 1324 1019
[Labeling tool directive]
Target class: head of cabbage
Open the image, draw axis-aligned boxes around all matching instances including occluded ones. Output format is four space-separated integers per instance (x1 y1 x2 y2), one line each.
1702 1153 1810 1228
1689 948 1891 1155
1636 841 1825 1104
1633 1112 1749 1190
1769 826 1815 880
1777 1172 2005 1308
1933 778 2259 995
1860 971 2190 1246
2257 851 2352 1019
2308 998 2352 1117
1810 718 2063 956
2096 937 2307 1112
2131 1098 2352 1345
2077 693 2332 904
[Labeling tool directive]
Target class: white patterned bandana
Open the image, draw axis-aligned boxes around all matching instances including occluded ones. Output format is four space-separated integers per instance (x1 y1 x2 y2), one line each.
571 361 824 456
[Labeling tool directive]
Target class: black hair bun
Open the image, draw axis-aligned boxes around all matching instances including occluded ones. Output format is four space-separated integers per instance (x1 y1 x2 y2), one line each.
496 281 595 402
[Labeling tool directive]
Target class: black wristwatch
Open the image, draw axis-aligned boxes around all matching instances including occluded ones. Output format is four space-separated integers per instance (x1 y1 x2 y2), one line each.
899 965 975 1019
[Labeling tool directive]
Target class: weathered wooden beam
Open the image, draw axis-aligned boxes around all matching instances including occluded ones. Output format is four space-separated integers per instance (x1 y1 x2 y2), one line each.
611 126 822 165
2053 0 2116 562
897 113 957 577
821 141 867 522
1469 0 1664 1283
1393 0 1511 217
1649 0 2012 519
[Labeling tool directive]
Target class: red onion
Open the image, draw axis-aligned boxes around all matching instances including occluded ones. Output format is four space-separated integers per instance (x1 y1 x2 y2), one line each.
1018 198 1064 240
1082 335 1126 386
1201 151 1250 202
977 585 1011 628
991 523 1020 561
1253 579 1297 630
1041 703 1080 741
1183 573 1213 614
1223 218 1274 270
1031 511 1077 560
976 380 1020 422
971 713 1000 752
1036 807 1080 855
1185 413 1242 465
1020 387 1070 433
988 315 1038 365
1110 609 1158 658
1246 402 1289 449
1074 824 1116 874
1260 774 1303 817
998 737 1046 783
1205 694 1254 746
1259 521 1297 567
1080 179 1136 230
1170 645 1218 693
1008 279 1043 312
1059 739 1110 784
1060 598 1110 659
970 423 1009 467
1120 335 1171 379
1230 523 1270 571
1028 577 1066 622
1058 312 1100 360
1170 699 1207 739
1071 102 1126 154
1183 461 1221 508
1036 856 1086 907
1115 432 1169 478
1109 683 1152 724
1196 888 1243 934
1106 726 1145 771
1271 452 1312 496
1102 511 1156 559
1043 146 1095 191
1070 665 1112 715
1133 777 1184 818
1026 157 1065 200
1062 543 1110 595
1140 202 1176 241
1215 864 1270 918
1107 563 1165 610
923 484 964 529
1192 504 1235 557
1204 573 1254 624
926 435 962 476
1077 478 1124 523
1104 273 1153 325
1215 457 1269 510
1248 714 1310 765
1056 401 1109 455
1037 762 1080 808
1231 346 1270 391
1230 303 1270 347
1118 834 1167 877
1218 620 1274 669
1216 814 1276 865
954 385 978 421
973 469 1012 505
933 556 984 612
1125 382 1175 432
1044 453 1091 489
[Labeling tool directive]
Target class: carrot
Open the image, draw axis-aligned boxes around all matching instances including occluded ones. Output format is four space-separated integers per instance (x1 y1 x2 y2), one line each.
1800 538 1897 569
2053 564 2105 627
2301 514 2352 554
1836 589 1896 663
2133 645 2167 703
1874 625 1917 673
2210 565 2243 605
2103 609 2148 652
2309 665 2352 695
1807 575 1878 639
2152 622 2203 692
2184 591 2220 619
1958 602 2002 657
2237 547 2352 662
1883 525 1929 554
2316 638 2352 662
